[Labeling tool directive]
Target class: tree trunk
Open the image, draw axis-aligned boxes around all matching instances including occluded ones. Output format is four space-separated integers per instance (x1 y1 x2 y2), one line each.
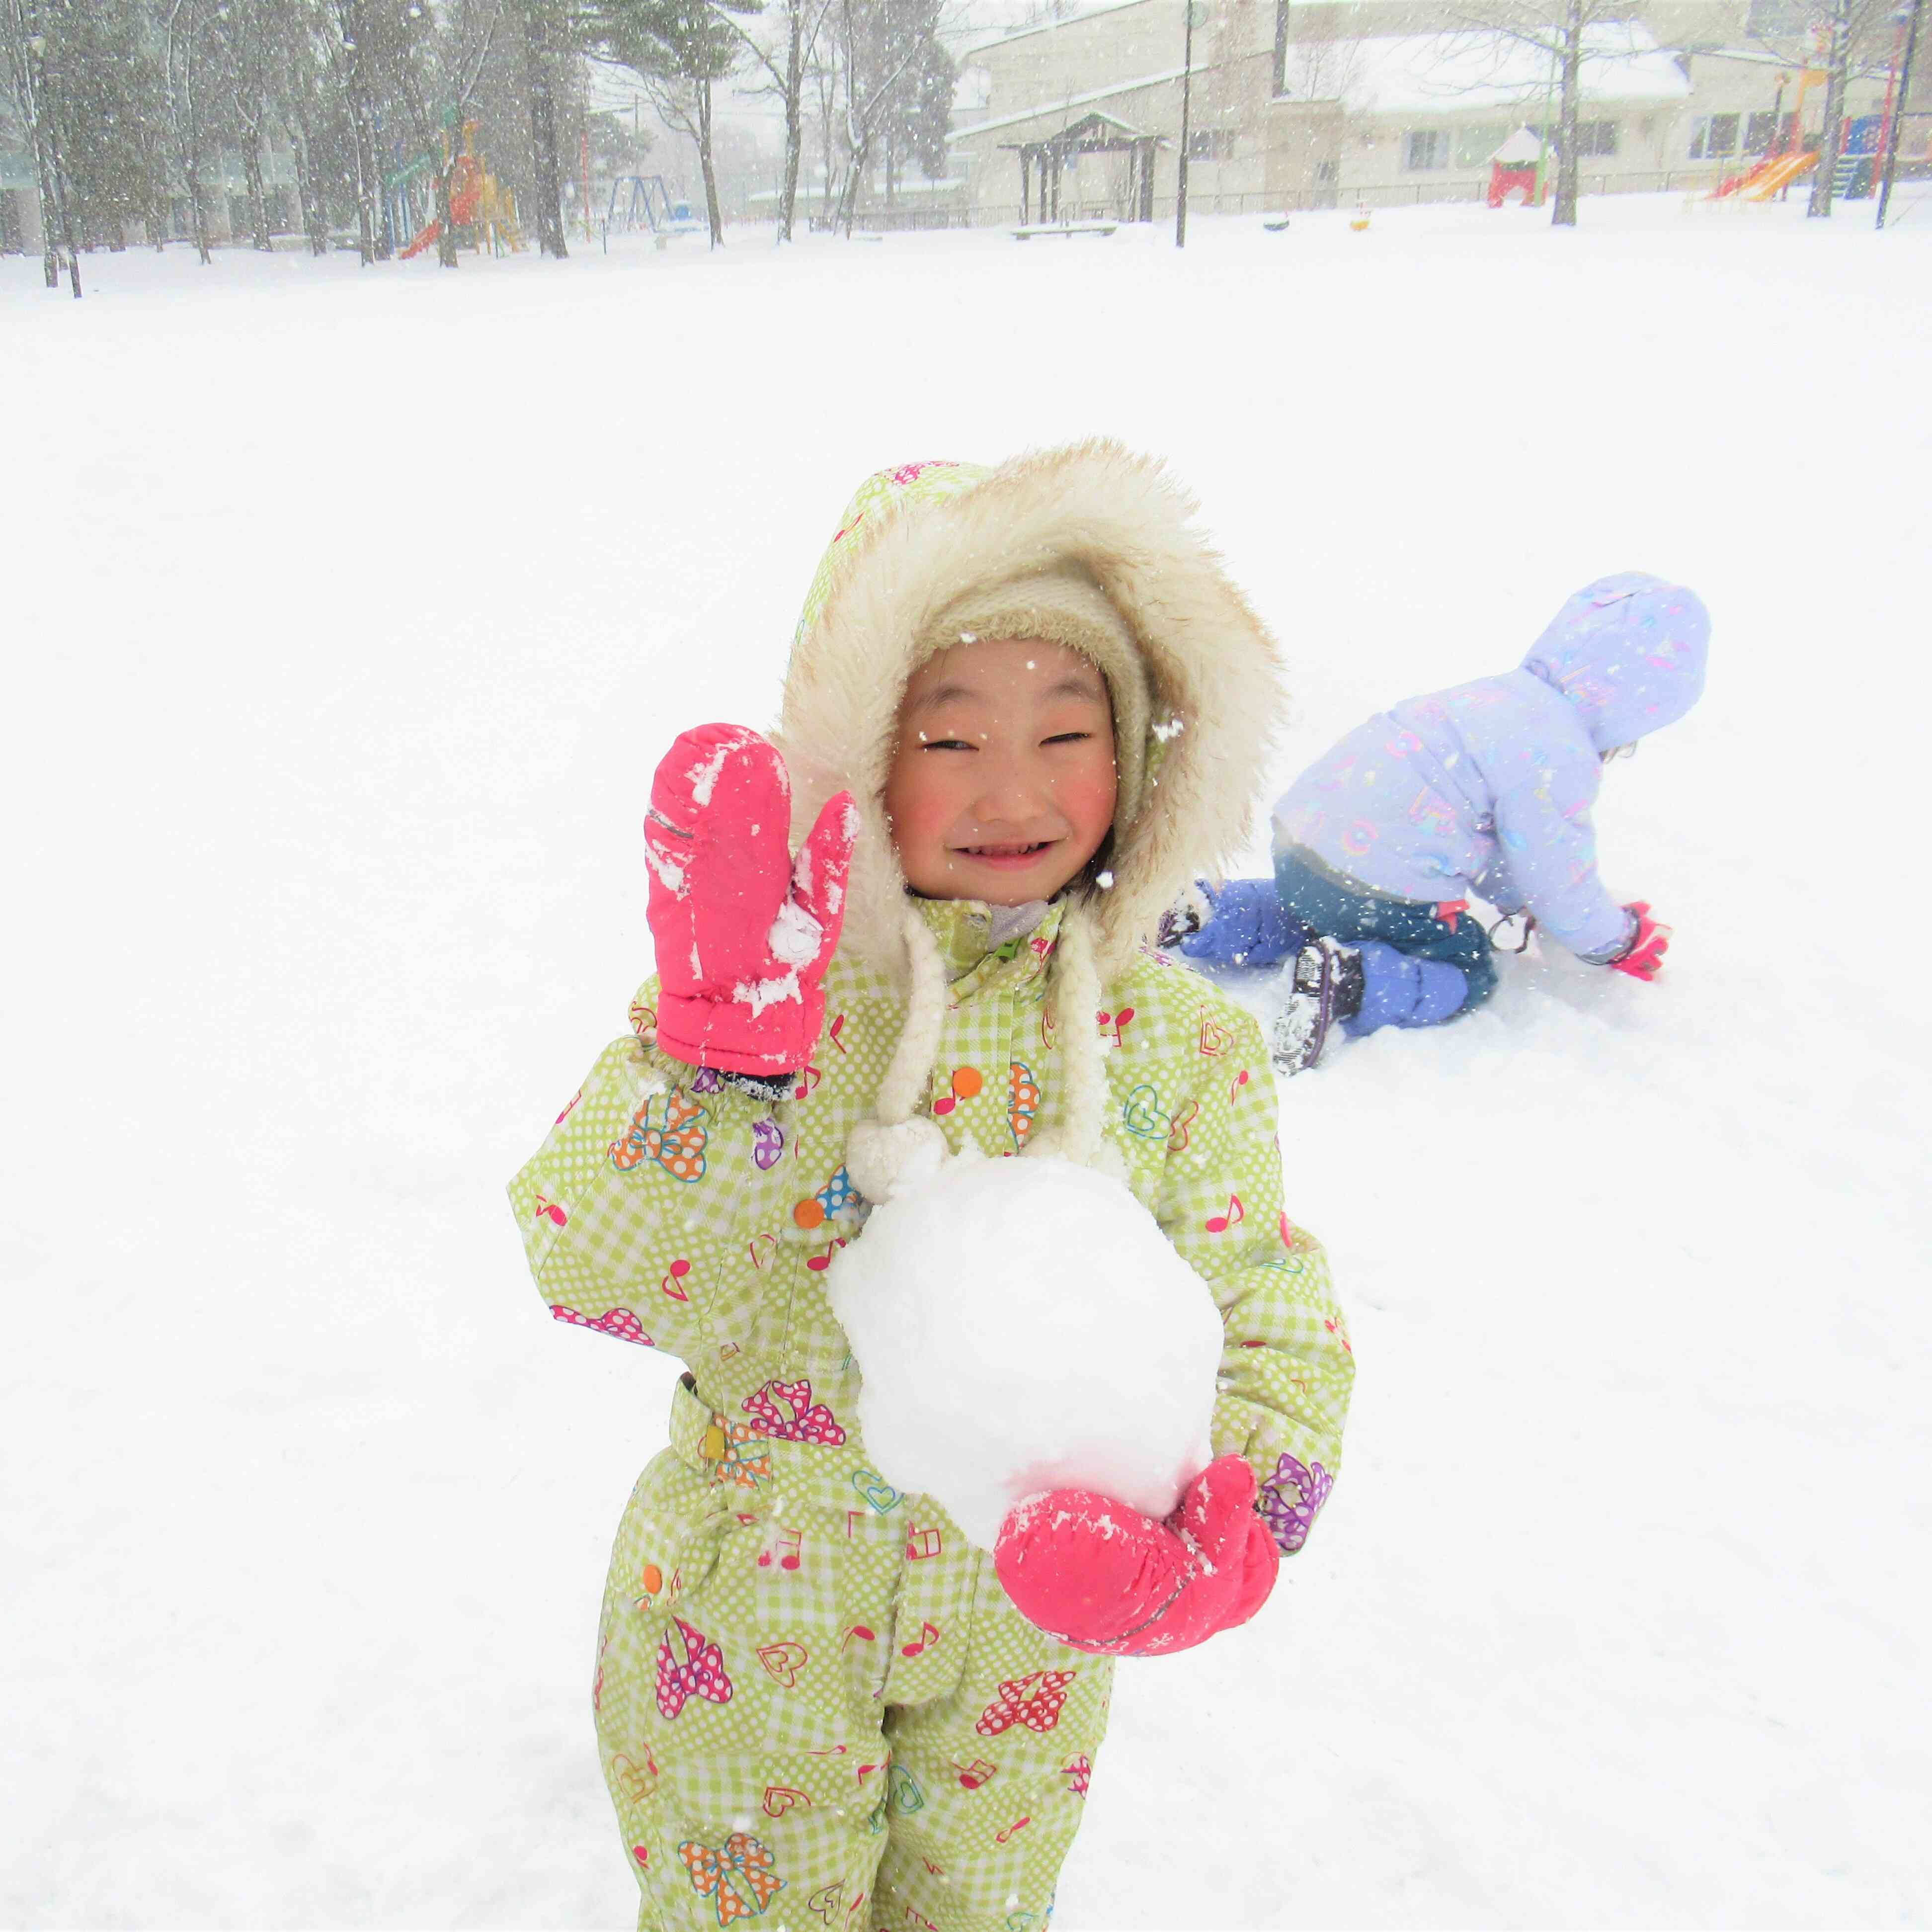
435 161 459 266
29 94 61 287
242 117 273 250
1550 0 1583 228
697 76 724 245
189 163 212 264
523 2 568 257
41 72 80 295
174 17 215 265
287 100 329 256
833 129 869 235
183 110 213 263
349 122 375 261
1807 0 1852 218
779 2 804 241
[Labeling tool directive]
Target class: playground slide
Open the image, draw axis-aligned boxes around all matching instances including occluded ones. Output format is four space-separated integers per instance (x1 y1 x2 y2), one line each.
1743 150 1817 200
1711 155 1773 197
399 219 442 259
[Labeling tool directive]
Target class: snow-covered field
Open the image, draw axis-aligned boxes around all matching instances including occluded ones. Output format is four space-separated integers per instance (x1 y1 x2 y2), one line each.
4 195 1930 1928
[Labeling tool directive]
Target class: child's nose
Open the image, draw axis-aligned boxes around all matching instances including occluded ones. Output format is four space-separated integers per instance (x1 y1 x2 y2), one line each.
973 754 1054 822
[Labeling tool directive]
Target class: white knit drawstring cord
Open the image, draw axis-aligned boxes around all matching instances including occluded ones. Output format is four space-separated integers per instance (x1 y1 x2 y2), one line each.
879 903 949 1127
845 899 1114 1202
843 905 952 1204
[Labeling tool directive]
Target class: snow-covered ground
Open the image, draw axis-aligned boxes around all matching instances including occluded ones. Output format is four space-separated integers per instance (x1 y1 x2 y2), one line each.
4 196 1930 1928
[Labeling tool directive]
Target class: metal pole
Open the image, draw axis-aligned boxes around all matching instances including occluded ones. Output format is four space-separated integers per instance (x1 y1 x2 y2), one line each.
1176 0 1194 246
1877 0 1925 227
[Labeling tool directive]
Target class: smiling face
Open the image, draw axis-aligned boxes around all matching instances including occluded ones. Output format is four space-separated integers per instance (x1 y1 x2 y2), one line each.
882 636 1121 905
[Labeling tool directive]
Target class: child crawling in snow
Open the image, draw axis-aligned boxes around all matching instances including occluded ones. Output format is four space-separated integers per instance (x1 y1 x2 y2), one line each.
1167 573 1711 1071
509 447 1354 1932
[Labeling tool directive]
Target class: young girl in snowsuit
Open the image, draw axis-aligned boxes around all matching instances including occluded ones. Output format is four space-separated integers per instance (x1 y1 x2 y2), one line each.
509 446 1355 1932
1170 573 1711 1069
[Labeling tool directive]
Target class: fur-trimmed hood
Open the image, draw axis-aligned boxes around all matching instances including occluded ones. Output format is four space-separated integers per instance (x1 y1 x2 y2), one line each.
771 443 1287 992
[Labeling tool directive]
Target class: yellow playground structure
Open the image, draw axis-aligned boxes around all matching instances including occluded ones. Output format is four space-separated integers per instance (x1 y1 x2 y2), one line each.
394 117 523 259
1709 69 1823 201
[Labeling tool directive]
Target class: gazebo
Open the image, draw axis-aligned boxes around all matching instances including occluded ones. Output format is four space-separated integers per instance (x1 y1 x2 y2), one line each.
1001 112 1163 225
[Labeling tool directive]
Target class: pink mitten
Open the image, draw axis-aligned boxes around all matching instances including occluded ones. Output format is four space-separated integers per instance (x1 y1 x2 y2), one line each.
644 725 856 1075
1609 901 1671 981
993 1455 1279 1657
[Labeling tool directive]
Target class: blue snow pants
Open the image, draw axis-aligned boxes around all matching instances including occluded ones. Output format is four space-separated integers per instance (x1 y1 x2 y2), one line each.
1274 847 1500 1033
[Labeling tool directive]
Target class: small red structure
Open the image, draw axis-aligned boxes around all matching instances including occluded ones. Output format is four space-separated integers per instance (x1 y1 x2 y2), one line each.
1486 127 1546 208
1488 162 1541 206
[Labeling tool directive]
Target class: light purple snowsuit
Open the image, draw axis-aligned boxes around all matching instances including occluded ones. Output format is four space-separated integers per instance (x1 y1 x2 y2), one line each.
1272 574 1710 960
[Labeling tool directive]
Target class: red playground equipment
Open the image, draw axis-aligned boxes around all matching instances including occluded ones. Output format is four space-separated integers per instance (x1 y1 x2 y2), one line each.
1486 128 1546 207
396 119 519 258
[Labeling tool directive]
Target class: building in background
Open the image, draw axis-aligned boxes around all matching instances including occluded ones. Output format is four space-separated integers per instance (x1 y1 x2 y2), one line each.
947 0 1932 221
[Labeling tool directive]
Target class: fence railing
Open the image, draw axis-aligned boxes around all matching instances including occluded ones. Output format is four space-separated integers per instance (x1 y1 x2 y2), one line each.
784 159 1932 233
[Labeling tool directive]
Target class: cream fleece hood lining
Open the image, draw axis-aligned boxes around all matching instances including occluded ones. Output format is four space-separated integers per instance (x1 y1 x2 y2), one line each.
769 440 1287 1188
773 439 1287 993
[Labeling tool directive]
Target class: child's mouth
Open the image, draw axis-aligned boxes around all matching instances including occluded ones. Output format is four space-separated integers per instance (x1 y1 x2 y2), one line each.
955 841 1053 867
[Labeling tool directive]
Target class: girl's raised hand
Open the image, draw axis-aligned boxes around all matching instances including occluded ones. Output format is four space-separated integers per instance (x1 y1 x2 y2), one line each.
644 724 856 1076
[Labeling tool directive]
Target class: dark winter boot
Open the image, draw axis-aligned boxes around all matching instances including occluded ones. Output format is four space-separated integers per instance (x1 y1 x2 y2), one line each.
1269 938 1365 1074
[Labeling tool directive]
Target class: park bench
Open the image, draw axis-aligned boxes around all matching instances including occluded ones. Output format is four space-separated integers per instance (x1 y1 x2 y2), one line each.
1011 221 1118 240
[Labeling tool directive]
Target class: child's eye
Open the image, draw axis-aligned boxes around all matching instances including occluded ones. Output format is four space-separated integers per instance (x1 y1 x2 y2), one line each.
920 738 975 753
1043 732 1094 746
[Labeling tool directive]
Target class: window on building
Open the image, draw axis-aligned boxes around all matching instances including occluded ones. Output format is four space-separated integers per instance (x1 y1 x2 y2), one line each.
1405 129 1448 170
1187 128 1238 160
1690 113 1741 159
1744 110 1780 154
1455 122 1513 168
1524 119 1618 157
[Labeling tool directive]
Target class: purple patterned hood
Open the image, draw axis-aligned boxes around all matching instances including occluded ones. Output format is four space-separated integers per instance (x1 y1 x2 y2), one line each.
1522 574 1710 755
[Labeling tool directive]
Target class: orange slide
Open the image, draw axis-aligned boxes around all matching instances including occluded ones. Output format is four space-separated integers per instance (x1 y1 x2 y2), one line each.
1743 149 1817 198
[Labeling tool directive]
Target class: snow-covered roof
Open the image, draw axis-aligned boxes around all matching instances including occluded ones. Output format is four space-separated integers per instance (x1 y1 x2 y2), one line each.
1490 126 1545 163
949 62 1205 142
1279 24 1691 117
957 0 1154 61
747 176 966 204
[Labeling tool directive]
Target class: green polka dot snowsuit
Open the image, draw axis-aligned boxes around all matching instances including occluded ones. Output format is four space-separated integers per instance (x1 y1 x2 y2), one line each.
509 898 1354 1932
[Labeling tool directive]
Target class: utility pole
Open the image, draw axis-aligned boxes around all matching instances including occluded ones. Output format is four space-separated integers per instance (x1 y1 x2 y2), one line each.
1876 0 1926 228
1176 0 1196 246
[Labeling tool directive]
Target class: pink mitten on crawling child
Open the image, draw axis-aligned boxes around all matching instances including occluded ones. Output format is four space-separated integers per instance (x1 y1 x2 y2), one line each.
643 724 857 1075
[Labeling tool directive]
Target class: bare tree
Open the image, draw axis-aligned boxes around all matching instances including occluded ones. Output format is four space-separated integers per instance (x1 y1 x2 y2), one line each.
709 0 836 240
163 0 227 263
601 0 758 245
1754 0 1898 217
324 0 375 259
635 61 730 241
1449 0 1646 225
388 0 503 265
226 0 279 250
1 0 80 288
518 0 578 256
272 0 335 256
822 0 950 234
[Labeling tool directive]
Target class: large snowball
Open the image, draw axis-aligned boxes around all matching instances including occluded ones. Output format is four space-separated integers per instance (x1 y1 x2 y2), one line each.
826 1151 1222 1550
